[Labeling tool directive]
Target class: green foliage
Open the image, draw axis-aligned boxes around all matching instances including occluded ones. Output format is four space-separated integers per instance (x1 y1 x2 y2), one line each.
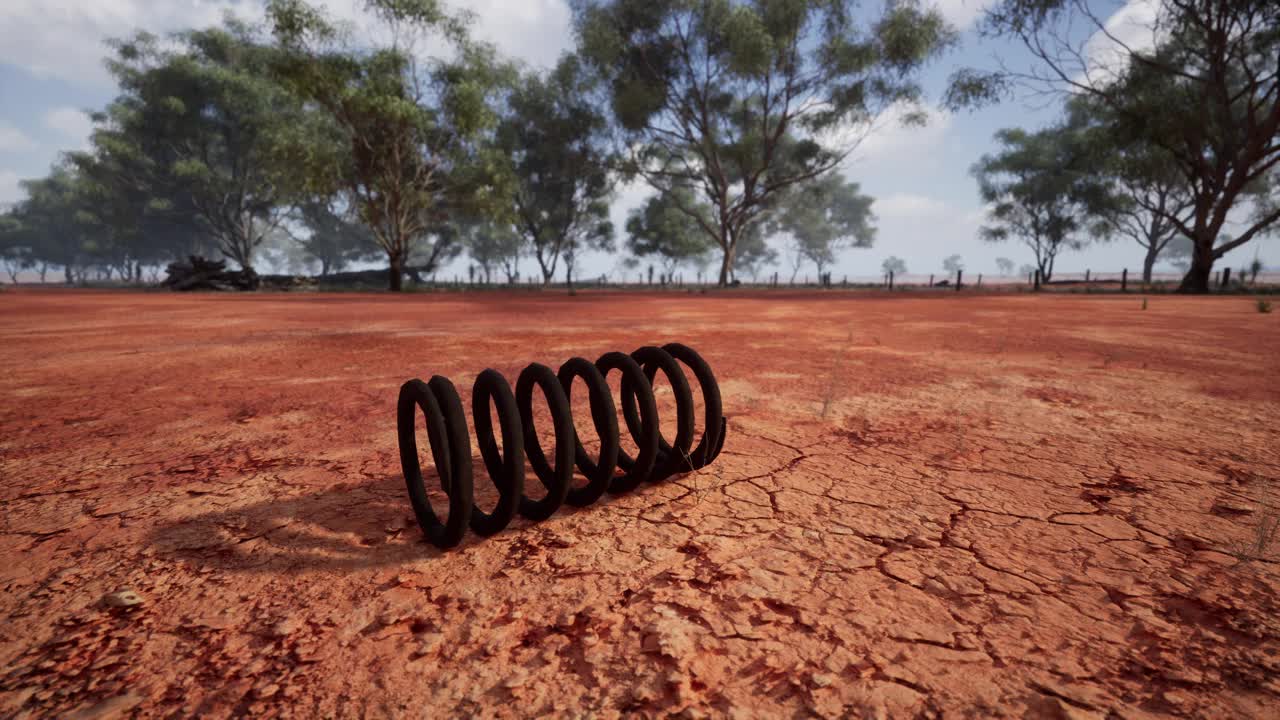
268 0 513 290
573 0 955 285
0 213 34 282
732 222 778 282
96 19 315 270
882 256 907 276
463 220 524 283
498 54 615 284
286 200 380 275
625 188 716 276
768 172 875 277
942 254 963 273
5 164 99 282
1064 95 1193 283
971 0 1280 293
972 115 1111 282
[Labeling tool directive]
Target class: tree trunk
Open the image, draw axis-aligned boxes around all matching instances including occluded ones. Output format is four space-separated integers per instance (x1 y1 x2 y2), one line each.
388 253 404 292
718 242 737 287
39 263 48 282
1141 243 1159 284
64 264 73 284
1177 236 1215 293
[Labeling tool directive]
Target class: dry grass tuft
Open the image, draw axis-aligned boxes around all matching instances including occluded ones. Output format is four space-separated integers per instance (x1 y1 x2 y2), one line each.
818 329 854 419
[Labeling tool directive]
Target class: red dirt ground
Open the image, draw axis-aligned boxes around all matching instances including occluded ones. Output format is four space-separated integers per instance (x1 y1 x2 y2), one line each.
1 288 1278 719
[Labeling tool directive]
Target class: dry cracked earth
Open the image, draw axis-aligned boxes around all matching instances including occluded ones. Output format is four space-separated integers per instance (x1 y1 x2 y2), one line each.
1 289 1278 719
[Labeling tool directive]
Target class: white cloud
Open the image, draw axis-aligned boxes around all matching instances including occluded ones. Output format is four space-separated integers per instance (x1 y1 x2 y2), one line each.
44 108 94 150
0 1 572 90
933 0 996 32
0 125 39 153
1080 0 1162 86
461 0 572 69
0 1 244 88
0 170 24 205
875 193 950 219
846 102 954 167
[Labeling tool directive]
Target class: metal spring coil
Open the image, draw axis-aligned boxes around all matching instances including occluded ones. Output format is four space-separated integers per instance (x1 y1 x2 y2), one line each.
396 343 727 548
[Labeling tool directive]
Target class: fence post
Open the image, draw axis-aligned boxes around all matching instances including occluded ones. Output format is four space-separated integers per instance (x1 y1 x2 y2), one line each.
956 270 962 291
889 270 894 290
929 273 934 288
1121 268 1128 292
977 273 982 288
1085 269 1090 283
1214 270 1221 287
1034 269 1041 292
1221 267 1231 288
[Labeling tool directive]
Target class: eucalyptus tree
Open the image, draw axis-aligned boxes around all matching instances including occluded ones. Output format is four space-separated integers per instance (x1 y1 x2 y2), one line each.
995 257 1013 275
497 54 615 285
625 188 717 281
957 0 1280 292
7 164 96 283
972 121 1110 283
573 0 956 286
733 222 779 282
463 220 525 284
287 199 380 275
0 214 31 283
100 19 312 272
882 256 907 276
1060 96 1193 284
69 87 220 278
768 172 875 280
268 0 515 290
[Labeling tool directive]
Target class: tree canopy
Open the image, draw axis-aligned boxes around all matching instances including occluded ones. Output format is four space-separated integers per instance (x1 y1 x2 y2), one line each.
93 19 313 271
625 188 716 279
972 119 1111 283
573 0 955 285
958 0 1280 292
267 0 515 290
768 172 875 279
498 54 615 285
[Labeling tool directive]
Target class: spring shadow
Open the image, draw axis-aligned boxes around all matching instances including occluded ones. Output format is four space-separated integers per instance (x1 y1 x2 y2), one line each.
144 459 518 574
143 453 682 574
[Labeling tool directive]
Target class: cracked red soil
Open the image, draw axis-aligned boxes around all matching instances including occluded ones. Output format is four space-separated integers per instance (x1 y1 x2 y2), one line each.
1 289 1278 719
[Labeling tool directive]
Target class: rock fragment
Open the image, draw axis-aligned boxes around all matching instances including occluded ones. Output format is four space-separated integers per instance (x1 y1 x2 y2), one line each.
102 590 143 609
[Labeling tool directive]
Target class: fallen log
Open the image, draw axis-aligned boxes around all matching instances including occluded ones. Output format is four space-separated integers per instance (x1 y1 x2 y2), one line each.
163 256 259 291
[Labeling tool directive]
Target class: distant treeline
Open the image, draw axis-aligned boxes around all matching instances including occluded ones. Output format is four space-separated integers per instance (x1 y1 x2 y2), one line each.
1 1 1275 293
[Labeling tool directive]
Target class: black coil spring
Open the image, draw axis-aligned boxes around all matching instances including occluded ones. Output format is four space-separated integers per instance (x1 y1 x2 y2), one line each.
396 343 726 548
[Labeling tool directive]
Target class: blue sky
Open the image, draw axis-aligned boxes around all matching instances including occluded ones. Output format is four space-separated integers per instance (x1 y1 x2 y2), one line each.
0 0 1274 280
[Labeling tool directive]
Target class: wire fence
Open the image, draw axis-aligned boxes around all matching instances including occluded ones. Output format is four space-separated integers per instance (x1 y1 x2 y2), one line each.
7 266 1280 292
709 268 1280 291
